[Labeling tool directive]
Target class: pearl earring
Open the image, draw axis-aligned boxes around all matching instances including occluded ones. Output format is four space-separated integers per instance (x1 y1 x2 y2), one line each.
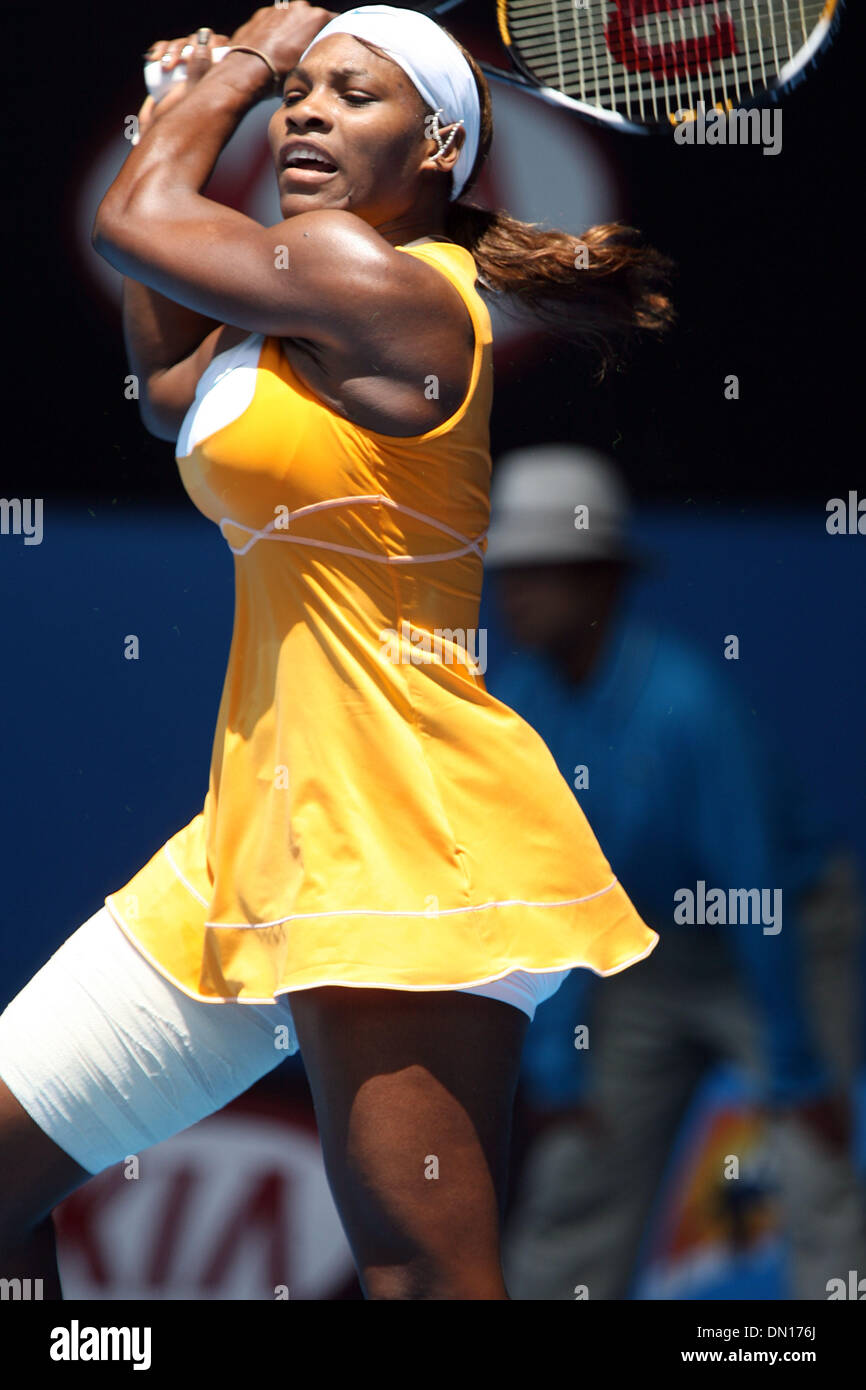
431 109 464 159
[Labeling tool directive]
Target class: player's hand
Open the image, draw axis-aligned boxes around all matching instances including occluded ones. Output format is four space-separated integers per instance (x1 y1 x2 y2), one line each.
228 3 337 81
136 30 232 139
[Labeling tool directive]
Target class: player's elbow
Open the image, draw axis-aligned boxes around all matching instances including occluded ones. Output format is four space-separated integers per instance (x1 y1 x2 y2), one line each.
137 372 187 442
138 399 181 442
91 200 133 270
91 199 117 255
141 412 180 443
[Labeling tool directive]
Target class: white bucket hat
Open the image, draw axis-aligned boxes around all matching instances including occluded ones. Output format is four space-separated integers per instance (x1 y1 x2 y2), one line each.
484 444 654 570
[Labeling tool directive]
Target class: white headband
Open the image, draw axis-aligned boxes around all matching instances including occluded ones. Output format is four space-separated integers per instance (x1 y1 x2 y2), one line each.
297 4 481 200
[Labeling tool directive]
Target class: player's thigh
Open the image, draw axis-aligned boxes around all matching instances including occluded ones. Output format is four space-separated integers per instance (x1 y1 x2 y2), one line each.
290 985 530 1266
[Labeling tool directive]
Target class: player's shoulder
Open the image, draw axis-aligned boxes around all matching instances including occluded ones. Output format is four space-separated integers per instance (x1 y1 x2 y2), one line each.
276 208 382 243
273 211 457 302
273 210 413 271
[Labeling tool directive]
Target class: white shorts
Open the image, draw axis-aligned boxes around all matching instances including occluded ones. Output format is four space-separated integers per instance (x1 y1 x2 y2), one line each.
0 906 570 1176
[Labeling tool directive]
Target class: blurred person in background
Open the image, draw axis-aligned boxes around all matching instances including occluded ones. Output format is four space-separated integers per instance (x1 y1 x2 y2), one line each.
482 444 866 1300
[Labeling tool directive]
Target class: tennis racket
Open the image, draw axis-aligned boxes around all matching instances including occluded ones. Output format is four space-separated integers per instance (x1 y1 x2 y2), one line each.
417 0 844 133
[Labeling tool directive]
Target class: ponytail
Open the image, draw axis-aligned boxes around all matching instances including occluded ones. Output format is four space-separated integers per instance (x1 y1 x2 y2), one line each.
444 33 676 377
445 204 674 376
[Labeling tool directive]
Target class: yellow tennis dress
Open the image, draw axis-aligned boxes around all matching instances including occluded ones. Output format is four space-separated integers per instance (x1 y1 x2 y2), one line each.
104 236 659 1020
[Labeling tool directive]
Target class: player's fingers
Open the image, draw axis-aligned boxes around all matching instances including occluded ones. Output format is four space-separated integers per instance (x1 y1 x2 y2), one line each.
142 40 170 63
152 35 199 73
184 28 217 81
189 29 231 76
151 29 232 80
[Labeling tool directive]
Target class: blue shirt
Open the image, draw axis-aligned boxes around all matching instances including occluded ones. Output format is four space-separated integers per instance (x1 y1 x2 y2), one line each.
481 596 836 1106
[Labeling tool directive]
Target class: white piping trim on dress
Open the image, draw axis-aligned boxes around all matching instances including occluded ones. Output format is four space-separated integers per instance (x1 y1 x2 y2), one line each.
219 494 488 562
159 844 621 929
163 842 210 907
102 896 660 1006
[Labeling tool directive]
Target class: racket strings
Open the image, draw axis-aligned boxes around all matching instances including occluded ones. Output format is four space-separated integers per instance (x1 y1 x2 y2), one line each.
504 0 830 123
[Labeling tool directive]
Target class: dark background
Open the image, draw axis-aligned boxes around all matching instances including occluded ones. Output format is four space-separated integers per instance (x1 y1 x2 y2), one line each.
1 0 858 507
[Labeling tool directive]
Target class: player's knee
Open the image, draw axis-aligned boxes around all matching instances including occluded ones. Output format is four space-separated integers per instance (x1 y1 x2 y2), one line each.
347 1188 506 1298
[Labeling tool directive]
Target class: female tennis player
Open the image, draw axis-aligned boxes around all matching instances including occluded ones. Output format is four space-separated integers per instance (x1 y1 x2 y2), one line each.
0 3 673 1300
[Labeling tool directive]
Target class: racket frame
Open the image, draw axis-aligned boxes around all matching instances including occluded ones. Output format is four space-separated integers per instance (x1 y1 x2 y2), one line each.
422 0 845 134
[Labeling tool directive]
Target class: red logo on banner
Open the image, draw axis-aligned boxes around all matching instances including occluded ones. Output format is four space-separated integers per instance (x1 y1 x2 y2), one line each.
605 1 738 78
